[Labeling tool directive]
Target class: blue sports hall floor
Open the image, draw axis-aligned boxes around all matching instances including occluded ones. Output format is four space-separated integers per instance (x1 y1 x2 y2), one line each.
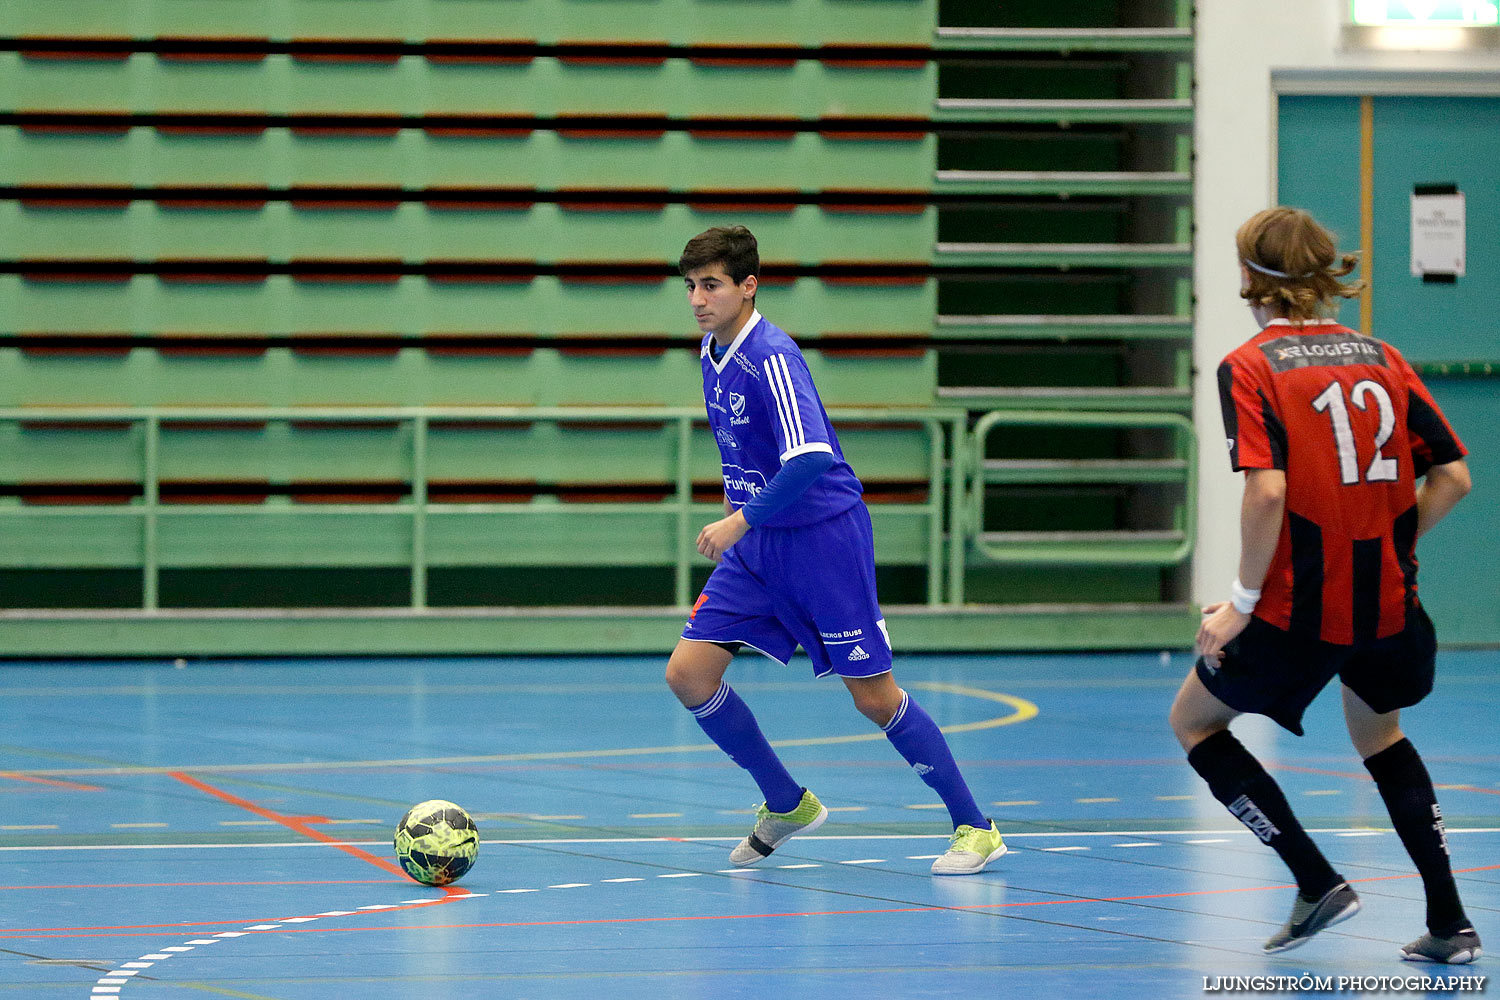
2 650 1495 999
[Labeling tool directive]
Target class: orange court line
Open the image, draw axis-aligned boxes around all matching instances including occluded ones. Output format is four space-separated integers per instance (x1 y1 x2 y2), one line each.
168 771 414 882
8 858 1497 940
1270 762 1500 796
16 865 1500 940
0 878 402 891
0 771 103 791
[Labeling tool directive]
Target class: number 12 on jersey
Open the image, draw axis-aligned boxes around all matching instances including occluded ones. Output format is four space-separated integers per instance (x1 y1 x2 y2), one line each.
1311 379 1398 486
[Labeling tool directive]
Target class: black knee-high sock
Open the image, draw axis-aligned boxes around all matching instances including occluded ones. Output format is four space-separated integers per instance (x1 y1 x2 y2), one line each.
1187 729 1342 897
1364 737 1469 935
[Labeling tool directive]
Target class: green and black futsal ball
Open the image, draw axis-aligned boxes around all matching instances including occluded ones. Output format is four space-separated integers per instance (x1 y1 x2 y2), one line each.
394 799 479 886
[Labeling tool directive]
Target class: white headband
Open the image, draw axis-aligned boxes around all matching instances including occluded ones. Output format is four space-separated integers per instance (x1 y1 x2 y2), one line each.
1243 258 1316 280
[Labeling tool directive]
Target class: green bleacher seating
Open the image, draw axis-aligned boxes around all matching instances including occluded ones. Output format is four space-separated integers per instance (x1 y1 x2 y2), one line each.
0 0 1196 650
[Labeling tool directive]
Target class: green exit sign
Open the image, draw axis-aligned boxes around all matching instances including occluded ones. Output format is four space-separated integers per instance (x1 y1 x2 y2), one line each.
1352 0 1499 24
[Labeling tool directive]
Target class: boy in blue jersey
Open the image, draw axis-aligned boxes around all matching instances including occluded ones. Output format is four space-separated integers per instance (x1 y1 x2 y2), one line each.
663 226 1007 875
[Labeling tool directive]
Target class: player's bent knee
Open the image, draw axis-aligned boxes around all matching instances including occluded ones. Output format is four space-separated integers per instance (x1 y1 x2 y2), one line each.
665 641 730 707
844 676 901 728
1168 696 1223 752
1349 723 1404 760
853 697 894 728
663 659 705 704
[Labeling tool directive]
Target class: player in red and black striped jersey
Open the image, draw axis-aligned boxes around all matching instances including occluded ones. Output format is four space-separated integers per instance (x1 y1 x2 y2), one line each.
1217 317 1465 643
1169 208 1479 962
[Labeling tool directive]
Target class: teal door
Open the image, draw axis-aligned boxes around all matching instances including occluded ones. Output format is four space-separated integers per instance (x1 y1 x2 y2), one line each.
1278 95 1499 645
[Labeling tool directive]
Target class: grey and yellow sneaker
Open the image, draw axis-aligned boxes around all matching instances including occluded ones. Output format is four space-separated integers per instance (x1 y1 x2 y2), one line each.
728 789 827 867
1263 882 1360 953
931 820 1007 875
1401 927 1481 964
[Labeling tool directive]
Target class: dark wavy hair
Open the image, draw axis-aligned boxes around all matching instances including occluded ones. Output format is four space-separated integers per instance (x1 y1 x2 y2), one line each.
1237 207 1364 322
678 226 759 284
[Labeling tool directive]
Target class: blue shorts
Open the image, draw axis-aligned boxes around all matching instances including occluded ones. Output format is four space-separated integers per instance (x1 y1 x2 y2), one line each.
681 502 892 679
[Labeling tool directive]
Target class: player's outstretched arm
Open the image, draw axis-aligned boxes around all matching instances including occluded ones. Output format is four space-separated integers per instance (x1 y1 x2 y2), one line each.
1416 459 1471 538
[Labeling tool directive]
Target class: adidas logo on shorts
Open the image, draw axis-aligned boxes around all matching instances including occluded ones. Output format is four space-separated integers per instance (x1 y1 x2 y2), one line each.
848 645 869 661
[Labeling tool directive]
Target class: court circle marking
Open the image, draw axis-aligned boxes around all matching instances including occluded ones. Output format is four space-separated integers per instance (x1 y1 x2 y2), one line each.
18 683 1039 777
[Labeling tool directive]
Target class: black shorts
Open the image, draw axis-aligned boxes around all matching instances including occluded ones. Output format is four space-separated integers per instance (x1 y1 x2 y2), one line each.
1195 604 1436 736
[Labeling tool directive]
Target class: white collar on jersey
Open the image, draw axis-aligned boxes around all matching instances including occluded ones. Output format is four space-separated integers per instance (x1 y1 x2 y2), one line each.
1265 317 1340 327
706 309 762 375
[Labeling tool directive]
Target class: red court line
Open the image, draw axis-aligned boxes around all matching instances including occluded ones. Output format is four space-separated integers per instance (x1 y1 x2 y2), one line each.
0 771 103 791
0 884 1373 938
1 878 402 891
169 771 416 882
1271 762 1500 796
6 916 330 935
0 774 470 942
14 864 1499 940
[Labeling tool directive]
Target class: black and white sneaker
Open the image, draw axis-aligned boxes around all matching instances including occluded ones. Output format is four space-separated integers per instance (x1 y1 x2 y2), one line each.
1401 927 1482 964
1263 882 1361 953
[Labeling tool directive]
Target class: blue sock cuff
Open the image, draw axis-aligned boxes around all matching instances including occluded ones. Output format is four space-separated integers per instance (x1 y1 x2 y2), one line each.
882 689 911 732
688 681 732 719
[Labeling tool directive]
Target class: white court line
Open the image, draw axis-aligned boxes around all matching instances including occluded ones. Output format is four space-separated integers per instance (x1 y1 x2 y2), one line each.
88 874 480 998
5 828 1492 852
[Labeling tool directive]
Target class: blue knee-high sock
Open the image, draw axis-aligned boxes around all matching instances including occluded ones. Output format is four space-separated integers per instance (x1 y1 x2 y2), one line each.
688 682 803 814
883 689 987 830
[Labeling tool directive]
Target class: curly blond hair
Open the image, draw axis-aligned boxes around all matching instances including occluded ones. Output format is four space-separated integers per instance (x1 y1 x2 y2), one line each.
1236 207 1364 322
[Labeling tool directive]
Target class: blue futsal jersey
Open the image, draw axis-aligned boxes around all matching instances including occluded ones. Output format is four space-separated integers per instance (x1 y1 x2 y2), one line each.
701 311 863 527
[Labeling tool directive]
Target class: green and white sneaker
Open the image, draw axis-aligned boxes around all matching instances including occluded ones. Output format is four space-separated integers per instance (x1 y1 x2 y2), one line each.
932 820 1007 875
729 789 827 867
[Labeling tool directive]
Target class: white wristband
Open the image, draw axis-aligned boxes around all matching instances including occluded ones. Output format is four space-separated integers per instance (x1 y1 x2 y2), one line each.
1230 578 1261 615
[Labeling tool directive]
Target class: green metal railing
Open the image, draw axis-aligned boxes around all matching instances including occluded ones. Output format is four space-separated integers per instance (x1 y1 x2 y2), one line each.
1 404 1201 612
966 409 1197 582
0 405 970 610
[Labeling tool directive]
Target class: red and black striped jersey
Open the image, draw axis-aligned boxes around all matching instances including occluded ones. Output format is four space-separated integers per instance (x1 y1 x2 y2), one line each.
1217 319 1466 645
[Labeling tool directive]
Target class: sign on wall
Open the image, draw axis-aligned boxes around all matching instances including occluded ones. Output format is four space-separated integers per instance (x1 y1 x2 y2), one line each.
1410 184 1466 281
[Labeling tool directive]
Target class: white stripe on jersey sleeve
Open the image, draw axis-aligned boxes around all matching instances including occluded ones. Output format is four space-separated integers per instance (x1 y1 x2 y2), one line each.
781 441 834 461
770 354 807 449
762 355 801 452
763 364 796 452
